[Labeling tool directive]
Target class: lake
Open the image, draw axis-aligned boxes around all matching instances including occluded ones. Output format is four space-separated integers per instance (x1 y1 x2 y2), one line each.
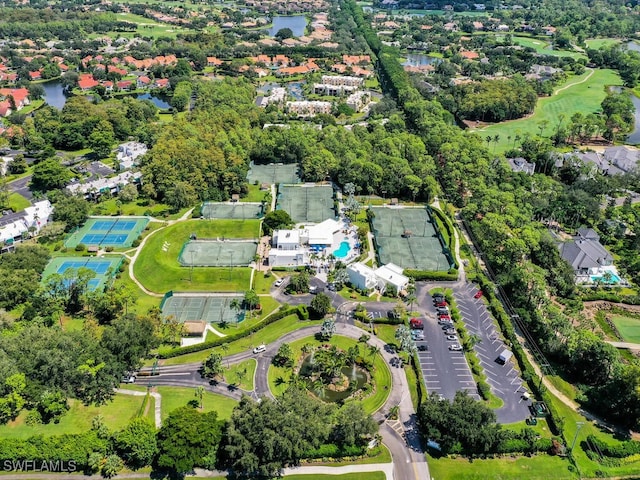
627 94 640 145
402 54 438 66
628 41 640 52
268 15 308 37
41 79 171 110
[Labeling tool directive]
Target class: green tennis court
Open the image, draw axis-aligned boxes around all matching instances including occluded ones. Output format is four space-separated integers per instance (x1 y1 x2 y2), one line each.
247 162 301 185
201 202 265 220
65 217 149 248
370 207 451 271
178 240 258 266
277 184 335 224
41 256 123 291
161 293 246 324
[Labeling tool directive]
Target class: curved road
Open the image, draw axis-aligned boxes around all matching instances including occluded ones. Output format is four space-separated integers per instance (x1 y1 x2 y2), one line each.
138 322 430 480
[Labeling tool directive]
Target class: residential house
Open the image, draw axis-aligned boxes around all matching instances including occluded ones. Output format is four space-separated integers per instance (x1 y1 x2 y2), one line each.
28 70 42 80
256 87 287 107
0 200 53 249
286 101 332 117
137 76 151 89
347 262 409 296
207 56 223 67
78 75 99 91
155 78 169 88
346 91 370 112
508 157 536 175
0 88 29 111
117 80 133 90
117 141 148 171
558 227 614 277
67 171 142 200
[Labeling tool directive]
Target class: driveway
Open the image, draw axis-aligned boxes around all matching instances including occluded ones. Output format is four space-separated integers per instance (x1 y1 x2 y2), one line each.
454 283 531 423
7 174 33 201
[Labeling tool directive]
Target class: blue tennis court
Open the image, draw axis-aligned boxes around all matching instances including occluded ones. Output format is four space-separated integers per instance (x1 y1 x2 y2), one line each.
65 217 149 248
42 256 124 292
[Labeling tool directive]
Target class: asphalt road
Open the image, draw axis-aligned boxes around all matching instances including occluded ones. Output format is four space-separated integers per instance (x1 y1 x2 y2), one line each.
454 283 531 423
7 174 33 201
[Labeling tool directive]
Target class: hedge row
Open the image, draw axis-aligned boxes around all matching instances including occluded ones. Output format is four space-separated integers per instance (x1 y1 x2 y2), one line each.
495 437 554 455
272 266 306 272
303 443 366 459
585 435 640 458
580 291 640 305
158 307 300 358
404 269 458 281
371 317 403 325
431 207 455 253
0 431 108 470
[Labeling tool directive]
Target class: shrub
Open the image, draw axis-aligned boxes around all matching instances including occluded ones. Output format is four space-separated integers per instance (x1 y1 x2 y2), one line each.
297 304 309 320
75 243 86 252
105 246 114 252
404 270 458 281
132 239 141 247
477 381 490 400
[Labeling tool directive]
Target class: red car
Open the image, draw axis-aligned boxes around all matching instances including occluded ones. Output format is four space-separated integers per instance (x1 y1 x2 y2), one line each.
435 299 447 307
473 290 483 299
438 315 451 321
409 318 424 329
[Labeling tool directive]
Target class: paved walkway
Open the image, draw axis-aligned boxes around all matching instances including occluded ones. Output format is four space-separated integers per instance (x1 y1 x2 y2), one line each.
282 463 394 479
608 341 640 350
115 388 162 428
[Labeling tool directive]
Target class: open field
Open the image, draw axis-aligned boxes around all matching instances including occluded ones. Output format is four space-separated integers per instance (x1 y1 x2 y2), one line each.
428 454 575 480
156 386 238 421
159 314 321 366
610 314 640 343
267 335 391 414
473 69 622 153
585 38 621 49
7 192 30 212
511 35 586 59
0 394 152 439
133 219 259 293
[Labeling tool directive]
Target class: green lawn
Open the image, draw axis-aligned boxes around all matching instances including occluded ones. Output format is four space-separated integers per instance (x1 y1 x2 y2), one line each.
267 335 391 414
243 183 270 203
285 474 385 480
253 271 279 294
113 265 161 314
225 359 257 390
585 38 621 49
428 454 576 480
156 386 238 421
160 315 321 365
133 219 259 293
511 35 586 59
0 394 151 439
473 68 622 153
610 314 640 343
91 197 188 219
8 192 30 212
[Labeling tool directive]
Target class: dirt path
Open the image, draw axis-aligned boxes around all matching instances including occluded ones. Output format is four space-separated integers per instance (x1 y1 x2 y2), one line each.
554 67 594 95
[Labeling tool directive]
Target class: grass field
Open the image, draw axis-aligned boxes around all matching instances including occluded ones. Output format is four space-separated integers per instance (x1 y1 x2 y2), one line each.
0 394 152 439
226 359 257 390
286 474 385 480
7 192 30 212
610 314 640 343
156 386 238 421
133 219 259 293
267 335 391 414
585 38 621 50
428 454 576 480
160 315 321 366
474 68 622 153
91 197 187 219
511 36 586 59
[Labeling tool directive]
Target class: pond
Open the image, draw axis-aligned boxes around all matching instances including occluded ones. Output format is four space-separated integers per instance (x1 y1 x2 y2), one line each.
42 79 69 110
627 94 640 145
299 353 367 402
627 41 640 52
40 79 171 110
268 15 308 37
402 54 438 67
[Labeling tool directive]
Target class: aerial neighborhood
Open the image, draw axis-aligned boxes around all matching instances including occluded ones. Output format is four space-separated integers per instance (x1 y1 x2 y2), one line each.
2 0 640 479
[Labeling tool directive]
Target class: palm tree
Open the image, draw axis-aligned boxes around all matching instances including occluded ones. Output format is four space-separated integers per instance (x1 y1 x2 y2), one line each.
368 344 381 360
236 367 247 388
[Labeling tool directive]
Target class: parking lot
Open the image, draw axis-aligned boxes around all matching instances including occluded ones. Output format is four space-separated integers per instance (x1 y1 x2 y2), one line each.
416 287 479 400
454 283 531 423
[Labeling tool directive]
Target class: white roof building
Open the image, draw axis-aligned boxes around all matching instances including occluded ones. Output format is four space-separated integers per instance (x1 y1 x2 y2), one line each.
67 171 142 199
117 141 147 171
272 229 300 250
303 218 341 246
0 200 53 245
346 262 409 296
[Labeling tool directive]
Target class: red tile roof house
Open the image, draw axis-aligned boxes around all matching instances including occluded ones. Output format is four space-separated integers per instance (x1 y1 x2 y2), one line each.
117 80 133 91
207 57 223 67
102 80 114 92
78 75 99 91
155 78 169 88
137 76 151 88
28 70 42 80
0 100 12 117
0 88 30 110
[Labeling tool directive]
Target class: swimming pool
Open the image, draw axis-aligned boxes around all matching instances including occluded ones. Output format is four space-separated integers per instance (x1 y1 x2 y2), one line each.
590 273 621 284
333 241 351 259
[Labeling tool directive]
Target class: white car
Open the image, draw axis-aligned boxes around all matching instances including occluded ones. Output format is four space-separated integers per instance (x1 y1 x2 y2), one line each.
121 375 136 384
449 344 463 351
253 345 266 354
274 279 284 288
446 335 458 341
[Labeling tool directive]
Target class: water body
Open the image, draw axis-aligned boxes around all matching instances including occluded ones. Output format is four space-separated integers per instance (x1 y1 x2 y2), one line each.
627 94 640 145
268 15 308 37
40 78 170 110
41 79 69 110
627 41 640 52
402 54 438 67
299 355 367 403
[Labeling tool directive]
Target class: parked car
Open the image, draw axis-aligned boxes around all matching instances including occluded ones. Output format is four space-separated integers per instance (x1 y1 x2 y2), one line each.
253 345 266 354
438 319 453 326
437 313 451 320
473 290 483 299
417 344 428 352
436 307 449 315
449 344 463 351
409 318 424 329
274 278 284 287
434 299 447 307
411 331 425 340
121 374 136 384
433 293 445 300
444 328 456 335
446 335 458 341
